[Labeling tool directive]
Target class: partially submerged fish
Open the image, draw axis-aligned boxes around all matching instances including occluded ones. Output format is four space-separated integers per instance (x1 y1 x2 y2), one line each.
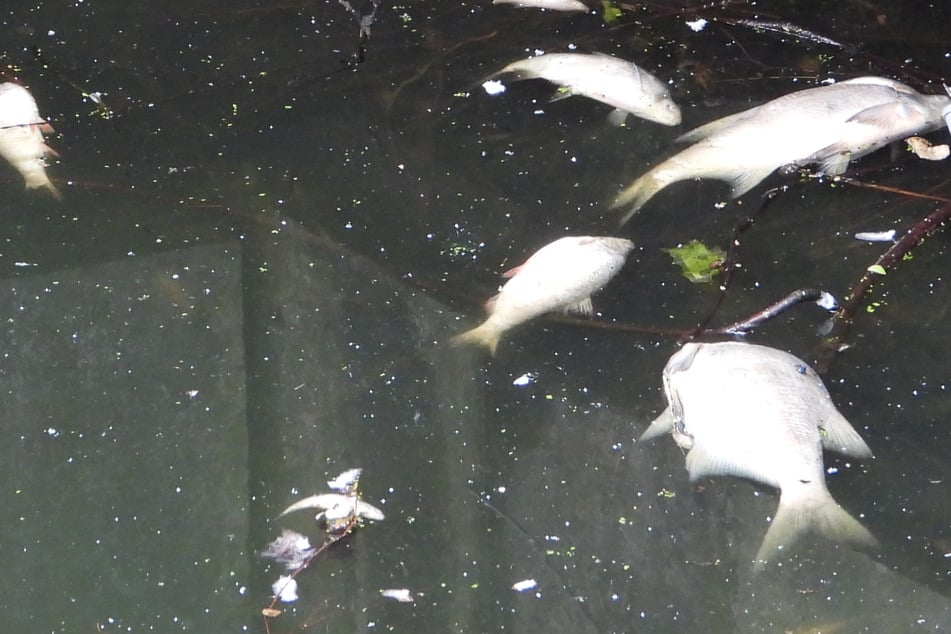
487 53 681 126
613 76 950 224
279 492 385 527
492 0 590 11
0 82 59 197
640 341 876 566
452 236 634 354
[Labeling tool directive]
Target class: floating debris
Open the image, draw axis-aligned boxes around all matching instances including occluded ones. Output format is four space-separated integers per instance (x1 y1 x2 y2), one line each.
482 80 506 96
261 529 314 571
272 576 299 603
854 230 896 243
906 136 949 161
492 0 590 12
686 18 708 32
512 578 538 592
380 588 415 603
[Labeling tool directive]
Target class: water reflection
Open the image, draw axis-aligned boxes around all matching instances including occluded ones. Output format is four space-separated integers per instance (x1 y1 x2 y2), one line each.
0 1 949 632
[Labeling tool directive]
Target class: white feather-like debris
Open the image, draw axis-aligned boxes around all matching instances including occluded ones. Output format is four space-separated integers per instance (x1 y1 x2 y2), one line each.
261 529 315 571
380 588 415 603
327 467 363 491
272 576 299 603
854 230 896 243
278 493 385 522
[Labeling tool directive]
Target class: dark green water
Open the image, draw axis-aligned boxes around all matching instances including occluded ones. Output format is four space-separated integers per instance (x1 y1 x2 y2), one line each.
0 1 949 632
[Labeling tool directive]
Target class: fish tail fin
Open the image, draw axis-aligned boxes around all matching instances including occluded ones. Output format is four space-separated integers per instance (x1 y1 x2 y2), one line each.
755 485 876 569
450 322 502 356
610 161 679 226
24 172 60 199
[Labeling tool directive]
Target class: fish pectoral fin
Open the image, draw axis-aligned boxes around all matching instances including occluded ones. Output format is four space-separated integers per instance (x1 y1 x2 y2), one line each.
729 166 776 198
638 406 675 442
846 101 925 128
817 410 873 459
564 297 593 315
685 446 766 484
606 108 629 127
815 149 852 176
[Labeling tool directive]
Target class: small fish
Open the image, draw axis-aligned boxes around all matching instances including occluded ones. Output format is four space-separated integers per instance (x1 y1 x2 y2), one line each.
278 492 385 522
492 0 590 11
452 236 634 354
640 341 876 566
613 76 951 224
0 82 59 197
487 53 681 126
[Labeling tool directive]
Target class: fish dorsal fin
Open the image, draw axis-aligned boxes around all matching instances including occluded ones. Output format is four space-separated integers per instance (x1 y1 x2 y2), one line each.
502 264 523 278
639 406 675 442
677 108 759 143
838 76 915 94
564 296 593 315
818 407 873 459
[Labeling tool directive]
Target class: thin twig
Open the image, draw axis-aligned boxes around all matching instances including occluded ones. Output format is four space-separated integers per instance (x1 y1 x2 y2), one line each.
815 200 951 371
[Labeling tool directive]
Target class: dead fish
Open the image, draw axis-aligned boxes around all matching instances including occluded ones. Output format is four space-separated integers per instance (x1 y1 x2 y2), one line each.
278 493 385 522
640 341 876 566
487 53 681 126
492 0 590 11
0 82 59 197
613 76 950 224
452 236 634 354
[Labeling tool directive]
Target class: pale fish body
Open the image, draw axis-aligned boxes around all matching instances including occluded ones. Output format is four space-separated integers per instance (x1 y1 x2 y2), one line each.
452 236 634 354
614 76 951 224
640 341 876 565
0 83 58 197
490 53 681 126
492 0 590 11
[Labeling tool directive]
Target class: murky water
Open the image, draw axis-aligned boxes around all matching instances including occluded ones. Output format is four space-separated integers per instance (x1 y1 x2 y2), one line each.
1 1 950 632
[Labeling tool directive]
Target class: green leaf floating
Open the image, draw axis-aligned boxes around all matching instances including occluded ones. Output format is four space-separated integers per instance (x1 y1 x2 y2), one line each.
664 240 727 283
601 1 622 24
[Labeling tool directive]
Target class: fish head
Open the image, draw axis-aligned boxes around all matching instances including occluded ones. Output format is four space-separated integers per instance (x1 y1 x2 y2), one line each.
650 96 682 126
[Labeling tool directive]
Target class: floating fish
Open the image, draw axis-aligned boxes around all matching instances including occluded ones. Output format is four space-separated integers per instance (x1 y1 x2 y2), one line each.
486 53 681 126
278 492 385 523
0 82 59 197
640 341 876 565
613 76 950 224
451 236 634 354
492 0 590 11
